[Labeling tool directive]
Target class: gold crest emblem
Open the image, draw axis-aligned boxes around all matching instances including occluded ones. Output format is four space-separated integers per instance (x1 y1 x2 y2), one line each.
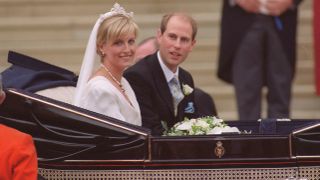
214 141 225 158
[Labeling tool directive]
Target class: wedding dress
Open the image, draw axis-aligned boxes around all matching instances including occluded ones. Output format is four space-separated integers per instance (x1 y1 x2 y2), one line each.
78 76 141 126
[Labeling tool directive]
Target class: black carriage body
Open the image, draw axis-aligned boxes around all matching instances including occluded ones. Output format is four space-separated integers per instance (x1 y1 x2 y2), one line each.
1 89 320 179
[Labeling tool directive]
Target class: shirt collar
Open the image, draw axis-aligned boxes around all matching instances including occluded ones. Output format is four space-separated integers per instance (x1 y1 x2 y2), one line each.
157 51 179 83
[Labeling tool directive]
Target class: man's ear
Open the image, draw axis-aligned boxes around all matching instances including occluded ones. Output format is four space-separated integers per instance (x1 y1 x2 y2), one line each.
189 39 196 52
156 29 162 43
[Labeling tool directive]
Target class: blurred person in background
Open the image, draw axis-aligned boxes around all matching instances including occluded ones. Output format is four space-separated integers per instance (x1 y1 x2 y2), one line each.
217 0 303 120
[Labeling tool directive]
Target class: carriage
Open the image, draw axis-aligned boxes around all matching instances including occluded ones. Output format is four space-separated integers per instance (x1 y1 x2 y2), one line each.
1 51 320 179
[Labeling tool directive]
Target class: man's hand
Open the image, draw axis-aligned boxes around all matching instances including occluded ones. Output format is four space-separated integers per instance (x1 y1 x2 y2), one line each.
265 0 293 16
235 0 260 14
235 0 294 16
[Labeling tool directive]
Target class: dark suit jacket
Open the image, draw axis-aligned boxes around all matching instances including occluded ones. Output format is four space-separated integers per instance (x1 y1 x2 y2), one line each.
217 0 303 83
124 53 198 135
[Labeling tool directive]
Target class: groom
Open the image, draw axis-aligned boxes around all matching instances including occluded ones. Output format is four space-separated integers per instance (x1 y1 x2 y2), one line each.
124 13 198 135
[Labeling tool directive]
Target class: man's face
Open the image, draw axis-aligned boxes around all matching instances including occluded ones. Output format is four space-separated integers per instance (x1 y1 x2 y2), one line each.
157 15 196 72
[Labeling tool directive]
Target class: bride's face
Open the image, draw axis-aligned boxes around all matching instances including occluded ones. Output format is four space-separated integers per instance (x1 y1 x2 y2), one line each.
101 32 137 71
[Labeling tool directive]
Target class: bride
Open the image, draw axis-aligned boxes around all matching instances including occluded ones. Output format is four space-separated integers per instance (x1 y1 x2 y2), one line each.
73 3 141 126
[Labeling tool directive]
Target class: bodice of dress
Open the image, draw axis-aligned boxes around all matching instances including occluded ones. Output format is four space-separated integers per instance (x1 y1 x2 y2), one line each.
79 76 141 126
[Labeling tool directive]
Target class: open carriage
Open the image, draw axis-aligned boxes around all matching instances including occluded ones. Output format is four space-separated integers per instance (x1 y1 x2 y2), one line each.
1 51 320 179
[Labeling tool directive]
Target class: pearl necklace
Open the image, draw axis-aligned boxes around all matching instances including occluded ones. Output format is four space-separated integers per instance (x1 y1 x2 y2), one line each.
101 64 125 93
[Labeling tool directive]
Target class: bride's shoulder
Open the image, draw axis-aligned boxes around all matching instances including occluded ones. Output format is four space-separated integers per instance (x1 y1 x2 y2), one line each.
87 76 112 91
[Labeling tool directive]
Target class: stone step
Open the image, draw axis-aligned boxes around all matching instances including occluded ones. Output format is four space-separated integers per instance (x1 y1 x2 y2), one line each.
204 90 319 120
0 6 312 40
218 99 320 120
0 0 220 17
0 11 312 40
201 83 318 102
0 35 312 54
211 87 320 119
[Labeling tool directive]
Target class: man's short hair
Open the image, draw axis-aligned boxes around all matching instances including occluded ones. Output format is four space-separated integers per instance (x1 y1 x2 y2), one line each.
160 13 197 40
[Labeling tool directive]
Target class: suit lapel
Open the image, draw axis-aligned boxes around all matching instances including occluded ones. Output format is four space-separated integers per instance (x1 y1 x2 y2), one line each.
149 55 174 114
177 70 195 120
178 72 187 112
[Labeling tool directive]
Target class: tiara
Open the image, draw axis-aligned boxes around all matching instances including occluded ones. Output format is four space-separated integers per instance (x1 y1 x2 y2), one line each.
98 3 133 24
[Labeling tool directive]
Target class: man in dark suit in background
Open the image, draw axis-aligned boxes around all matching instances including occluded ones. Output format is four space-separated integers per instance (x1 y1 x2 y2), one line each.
125 13 198 135
217 0 303 120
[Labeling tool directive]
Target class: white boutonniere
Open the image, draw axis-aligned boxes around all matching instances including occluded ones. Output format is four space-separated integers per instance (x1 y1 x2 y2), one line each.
182 84 193 96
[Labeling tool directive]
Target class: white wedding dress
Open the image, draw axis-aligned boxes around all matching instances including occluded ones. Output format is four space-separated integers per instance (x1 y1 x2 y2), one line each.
78 76 141 126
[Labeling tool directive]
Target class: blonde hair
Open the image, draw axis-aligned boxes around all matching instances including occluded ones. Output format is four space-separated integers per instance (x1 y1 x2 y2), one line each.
96 14 138 56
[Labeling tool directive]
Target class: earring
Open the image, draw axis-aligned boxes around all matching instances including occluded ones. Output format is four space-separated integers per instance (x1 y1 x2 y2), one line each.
101 51 105 57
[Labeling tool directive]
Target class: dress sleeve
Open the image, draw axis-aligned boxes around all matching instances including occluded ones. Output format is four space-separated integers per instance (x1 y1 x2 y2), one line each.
80 81 126 121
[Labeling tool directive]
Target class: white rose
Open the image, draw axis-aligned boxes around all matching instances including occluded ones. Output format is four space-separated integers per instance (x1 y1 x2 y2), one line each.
195 119 210 129
212 118 224 126
176 121 193 131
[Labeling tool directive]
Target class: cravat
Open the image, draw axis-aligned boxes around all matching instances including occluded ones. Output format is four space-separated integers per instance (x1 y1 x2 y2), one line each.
168 76 184 116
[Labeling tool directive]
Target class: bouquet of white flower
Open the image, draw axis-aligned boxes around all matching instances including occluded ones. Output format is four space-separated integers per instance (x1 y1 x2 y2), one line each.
163 116 240 136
